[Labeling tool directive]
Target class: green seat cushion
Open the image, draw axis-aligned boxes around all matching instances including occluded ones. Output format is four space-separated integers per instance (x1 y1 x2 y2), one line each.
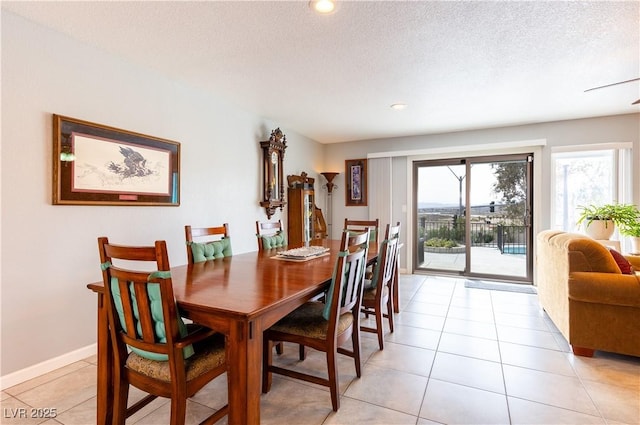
110 278 194 361
190 238 232 262
261 232 287 249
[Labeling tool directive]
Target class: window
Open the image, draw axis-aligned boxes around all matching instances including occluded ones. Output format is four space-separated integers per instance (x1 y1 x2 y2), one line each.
551 145 632 235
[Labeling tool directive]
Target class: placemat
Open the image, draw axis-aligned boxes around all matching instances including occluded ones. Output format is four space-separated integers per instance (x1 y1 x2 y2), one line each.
272 252 331 262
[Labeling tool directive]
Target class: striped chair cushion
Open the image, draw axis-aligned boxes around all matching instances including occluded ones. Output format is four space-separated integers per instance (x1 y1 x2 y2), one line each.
270 302 354 339
363 284 389 302
126 332 225 383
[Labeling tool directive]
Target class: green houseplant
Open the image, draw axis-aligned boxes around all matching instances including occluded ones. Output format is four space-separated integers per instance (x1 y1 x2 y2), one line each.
617 208 640 253
576 203 640 240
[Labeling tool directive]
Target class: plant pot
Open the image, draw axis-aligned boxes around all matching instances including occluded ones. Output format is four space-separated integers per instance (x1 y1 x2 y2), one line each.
583 220 615 240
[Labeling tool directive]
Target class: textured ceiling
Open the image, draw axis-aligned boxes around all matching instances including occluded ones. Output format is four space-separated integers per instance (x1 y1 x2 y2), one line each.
3 1 639 143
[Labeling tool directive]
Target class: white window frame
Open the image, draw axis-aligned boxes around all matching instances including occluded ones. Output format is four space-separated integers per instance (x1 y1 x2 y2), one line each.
550 143 632 246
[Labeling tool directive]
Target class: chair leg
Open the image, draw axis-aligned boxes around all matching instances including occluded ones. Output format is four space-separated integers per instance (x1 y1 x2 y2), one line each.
299 344 307 360
352 325 362 378
386 296 394 333
262 339 273 393
170 396 187 425
113 378 129 425
375 304 385 350
327 350 340 411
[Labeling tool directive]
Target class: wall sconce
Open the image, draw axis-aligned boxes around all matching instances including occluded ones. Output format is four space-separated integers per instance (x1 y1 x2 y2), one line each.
321 172 339 238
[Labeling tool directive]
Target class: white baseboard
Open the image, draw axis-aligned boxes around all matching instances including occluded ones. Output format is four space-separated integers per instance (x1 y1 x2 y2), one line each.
1 344 97 390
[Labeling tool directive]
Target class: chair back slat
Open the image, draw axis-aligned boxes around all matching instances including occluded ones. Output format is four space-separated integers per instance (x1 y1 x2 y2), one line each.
339 250 368 316
99 237 180 360
378 235 399 291
344 218 379 244
114 277 139 346
327 229 369 320
132 282 158 344
187 224 230 239
385 222 401 240
256 220 283 235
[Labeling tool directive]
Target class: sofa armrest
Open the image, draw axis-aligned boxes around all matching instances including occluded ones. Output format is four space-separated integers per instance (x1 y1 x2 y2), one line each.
624 255 640 269
568 272 640 308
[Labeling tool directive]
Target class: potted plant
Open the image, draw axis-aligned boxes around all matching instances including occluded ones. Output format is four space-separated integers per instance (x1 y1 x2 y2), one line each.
617 211 640 253
576 203 640 240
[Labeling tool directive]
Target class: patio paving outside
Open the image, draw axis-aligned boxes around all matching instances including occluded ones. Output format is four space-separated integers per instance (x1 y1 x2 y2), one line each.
419 246 528 279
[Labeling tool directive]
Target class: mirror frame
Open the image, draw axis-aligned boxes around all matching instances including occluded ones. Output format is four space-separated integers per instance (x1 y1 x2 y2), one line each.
260 128 287 218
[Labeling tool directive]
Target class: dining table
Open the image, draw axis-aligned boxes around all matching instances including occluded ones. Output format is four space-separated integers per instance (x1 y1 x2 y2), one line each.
87 238 378 425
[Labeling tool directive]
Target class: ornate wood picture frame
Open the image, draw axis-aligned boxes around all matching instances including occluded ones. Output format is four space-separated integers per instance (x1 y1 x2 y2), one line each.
345 158 367 206
259 128 287 218
52 114 180 206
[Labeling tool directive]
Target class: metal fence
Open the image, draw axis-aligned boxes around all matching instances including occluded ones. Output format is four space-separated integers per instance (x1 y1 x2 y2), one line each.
418 219 527 254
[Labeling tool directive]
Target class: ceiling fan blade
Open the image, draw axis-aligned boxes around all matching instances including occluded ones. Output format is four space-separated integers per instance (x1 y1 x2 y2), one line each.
584 77 640 92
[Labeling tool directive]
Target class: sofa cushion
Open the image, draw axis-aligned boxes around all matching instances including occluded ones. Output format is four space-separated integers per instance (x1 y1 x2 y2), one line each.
609 248 634 274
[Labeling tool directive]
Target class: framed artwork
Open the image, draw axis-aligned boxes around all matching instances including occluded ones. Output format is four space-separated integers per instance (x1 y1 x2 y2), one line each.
345 158 367 206
52 114 180 206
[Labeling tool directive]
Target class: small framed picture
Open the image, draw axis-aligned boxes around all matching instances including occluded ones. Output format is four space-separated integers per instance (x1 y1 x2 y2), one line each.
345 158 367 206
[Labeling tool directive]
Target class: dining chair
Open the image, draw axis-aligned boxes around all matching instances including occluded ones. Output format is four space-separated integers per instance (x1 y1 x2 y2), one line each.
97 237 228 425
345 218 380 280
262 228 370 411
344 218 380 244
360 222 401 350
185 223 232 263
256 220 287 250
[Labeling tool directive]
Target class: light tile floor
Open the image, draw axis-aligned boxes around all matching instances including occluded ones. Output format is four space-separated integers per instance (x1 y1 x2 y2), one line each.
2 274 639 424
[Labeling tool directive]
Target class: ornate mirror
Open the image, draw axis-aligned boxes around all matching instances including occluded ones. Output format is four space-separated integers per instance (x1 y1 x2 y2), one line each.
260 128 287 218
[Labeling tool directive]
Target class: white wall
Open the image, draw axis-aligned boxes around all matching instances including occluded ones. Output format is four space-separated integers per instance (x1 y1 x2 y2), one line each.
0 12 324 382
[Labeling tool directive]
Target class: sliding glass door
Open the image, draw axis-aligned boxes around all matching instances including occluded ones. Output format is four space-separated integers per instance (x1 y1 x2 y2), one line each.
414 153 533 282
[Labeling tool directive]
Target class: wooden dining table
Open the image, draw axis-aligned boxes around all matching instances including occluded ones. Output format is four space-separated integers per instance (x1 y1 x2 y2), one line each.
87 238 378 425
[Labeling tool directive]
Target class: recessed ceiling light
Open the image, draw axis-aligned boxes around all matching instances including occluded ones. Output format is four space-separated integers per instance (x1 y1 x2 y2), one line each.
309 0 336 14
390 103 408 110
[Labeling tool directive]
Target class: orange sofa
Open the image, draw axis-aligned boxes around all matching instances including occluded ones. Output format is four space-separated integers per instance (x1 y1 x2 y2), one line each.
536 230 640 357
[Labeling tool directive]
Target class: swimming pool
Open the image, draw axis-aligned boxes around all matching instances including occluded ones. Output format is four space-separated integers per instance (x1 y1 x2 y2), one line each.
502 245 526 254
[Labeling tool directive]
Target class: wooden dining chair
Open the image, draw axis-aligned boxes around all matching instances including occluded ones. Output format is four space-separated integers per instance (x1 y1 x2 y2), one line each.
256 220 287 250
360 222 401 350
185 223 232 263
344 218 380 244
97 237 228 425
345 218 380 280
262 229 370 411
